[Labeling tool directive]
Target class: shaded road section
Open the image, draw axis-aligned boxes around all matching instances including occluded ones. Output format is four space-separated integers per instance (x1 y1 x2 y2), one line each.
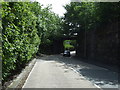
23 53 118 89
23 56 98 88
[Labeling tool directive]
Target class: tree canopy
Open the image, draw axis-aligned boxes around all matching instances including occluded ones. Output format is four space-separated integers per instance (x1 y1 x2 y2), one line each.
63 2 120 36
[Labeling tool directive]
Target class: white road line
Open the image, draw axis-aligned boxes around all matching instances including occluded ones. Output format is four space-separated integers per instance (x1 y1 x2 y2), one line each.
94 84 103 90
22 61 37 88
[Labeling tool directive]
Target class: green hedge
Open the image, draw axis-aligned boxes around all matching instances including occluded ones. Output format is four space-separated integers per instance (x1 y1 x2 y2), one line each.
2 2 40 81
2 2 63 82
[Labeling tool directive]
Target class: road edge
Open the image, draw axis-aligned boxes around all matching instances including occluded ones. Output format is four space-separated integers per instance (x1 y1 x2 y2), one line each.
6 58 36 89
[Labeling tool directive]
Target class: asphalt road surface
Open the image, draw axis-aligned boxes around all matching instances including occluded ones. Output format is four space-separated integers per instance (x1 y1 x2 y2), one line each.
23 52 118 89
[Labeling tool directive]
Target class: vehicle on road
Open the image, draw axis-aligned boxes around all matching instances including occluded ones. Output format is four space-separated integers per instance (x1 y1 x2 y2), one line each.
63 50 71 57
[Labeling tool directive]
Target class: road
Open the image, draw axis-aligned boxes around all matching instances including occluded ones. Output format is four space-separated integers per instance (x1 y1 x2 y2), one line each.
22 52 118 89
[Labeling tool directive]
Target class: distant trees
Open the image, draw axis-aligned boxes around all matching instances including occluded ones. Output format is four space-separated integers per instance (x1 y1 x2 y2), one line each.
31 2 64 54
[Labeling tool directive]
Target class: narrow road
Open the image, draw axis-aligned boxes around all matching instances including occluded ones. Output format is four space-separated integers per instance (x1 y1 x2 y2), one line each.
22 53 118 89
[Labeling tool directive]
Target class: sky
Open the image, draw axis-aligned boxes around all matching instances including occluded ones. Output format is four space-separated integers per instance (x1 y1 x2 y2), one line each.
35 0 71 17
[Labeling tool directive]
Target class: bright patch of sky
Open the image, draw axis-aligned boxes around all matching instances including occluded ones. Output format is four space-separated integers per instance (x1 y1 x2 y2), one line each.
35 0 70 17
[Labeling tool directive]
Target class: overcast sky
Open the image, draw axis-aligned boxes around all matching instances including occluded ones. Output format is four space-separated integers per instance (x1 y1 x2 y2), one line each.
35 0 70 17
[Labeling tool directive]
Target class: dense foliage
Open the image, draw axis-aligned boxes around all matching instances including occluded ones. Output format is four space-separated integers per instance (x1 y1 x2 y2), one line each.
2 1 119 83
2 2 63 81
2 2 40 81
63 2 119 63
63 2 120 35
30 2 64 54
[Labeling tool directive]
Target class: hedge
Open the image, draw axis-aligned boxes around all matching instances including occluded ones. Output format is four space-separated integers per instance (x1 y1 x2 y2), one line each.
2 2 40 81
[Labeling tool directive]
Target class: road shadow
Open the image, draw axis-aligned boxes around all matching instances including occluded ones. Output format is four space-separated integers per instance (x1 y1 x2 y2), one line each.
37 54 118 88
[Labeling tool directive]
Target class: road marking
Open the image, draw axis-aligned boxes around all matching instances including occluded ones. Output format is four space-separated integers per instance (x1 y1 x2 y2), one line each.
22 61 37 88
94 84 103 90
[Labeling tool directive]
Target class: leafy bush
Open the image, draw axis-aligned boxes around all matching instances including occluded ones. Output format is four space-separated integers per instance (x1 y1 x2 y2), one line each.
2 2 40 81
2 2 63 82
31 3 63 54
